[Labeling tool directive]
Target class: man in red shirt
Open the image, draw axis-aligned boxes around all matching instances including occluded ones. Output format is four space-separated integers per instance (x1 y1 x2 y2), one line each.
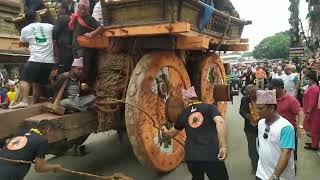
270 79 305 163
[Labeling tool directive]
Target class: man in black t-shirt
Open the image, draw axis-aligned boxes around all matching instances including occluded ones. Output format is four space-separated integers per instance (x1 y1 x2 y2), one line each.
162 86 229 180
0 120 63 180
54 2 74 73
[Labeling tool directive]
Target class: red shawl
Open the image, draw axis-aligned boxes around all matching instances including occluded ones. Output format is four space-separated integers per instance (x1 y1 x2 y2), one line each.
68 13 94 31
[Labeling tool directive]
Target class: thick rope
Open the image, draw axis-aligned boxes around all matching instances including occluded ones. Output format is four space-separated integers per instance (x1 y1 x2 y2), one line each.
0 156 131 180
105 98 185 147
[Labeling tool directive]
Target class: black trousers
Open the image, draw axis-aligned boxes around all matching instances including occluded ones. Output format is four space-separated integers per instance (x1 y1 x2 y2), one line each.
186 161 229 180
245 131 259 171
58 45 73 73
294 128 298 161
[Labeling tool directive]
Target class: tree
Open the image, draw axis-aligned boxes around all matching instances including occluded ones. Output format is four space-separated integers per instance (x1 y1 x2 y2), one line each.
252 31 290 59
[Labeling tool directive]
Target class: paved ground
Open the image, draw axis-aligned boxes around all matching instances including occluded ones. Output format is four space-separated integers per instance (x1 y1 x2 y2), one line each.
26 96 320 180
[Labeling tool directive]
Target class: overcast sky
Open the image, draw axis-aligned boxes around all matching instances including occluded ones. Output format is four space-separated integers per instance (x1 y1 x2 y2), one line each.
231 0 309 51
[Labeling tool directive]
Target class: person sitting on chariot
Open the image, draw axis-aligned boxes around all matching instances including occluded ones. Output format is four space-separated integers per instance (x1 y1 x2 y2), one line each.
54 58 96 112
19 0 45 16
69 0 104 86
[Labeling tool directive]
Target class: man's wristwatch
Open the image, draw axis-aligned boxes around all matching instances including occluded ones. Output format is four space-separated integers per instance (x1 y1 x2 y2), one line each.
272 175 280 180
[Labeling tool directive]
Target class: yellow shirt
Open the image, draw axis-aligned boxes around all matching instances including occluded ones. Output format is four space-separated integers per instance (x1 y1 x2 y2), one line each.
7 91 16 103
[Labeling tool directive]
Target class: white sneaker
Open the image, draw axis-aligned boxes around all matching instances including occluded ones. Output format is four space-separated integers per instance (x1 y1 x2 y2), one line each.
9 102 29 109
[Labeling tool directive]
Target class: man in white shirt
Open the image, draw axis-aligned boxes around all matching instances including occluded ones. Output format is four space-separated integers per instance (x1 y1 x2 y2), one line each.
11 11 55 109
280 64 299 97
255 90 295 180
271 66 283 79
92 1 103 25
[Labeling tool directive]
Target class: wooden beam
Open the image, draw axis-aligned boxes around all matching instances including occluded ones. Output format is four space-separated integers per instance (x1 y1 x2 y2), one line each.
209 37 241 45
0 36 29 55
0 53 28 64
176 36 209 50
24 111 97 143
76 22 249 50
240 38 249 43
0 103 48 139
103 22 191 37
77 35 109 49
211 43 249 52
177 31 241 46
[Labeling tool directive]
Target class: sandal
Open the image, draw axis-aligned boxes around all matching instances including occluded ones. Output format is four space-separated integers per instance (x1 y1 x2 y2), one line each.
304 146 319 151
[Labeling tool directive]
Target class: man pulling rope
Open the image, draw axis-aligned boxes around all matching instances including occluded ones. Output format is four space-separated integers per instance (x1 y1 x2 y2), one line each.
0 120 63 179
0 120 131 180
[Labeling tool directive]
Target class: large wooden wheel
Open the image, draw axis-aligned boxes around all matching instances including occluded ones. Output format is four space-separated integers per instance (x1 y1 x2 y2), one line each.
125 52 190 172
190 53 227 117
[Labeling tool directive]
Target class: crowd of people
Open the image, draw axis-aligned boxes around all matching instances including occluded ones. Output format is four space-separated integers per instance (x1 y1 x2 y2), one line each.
236 60 320 179
230 61 303 96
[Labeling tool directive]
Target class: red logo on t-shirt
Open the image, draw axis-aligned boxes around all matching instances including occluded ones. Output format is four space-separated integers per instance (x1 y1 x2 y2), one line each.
188 112 204 128
7 136 28 151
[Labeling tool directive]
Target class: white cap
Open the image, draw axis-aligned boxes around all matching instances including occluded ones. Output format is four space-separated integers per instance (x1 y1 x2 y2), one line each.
7 79 15 86
72 57 84 67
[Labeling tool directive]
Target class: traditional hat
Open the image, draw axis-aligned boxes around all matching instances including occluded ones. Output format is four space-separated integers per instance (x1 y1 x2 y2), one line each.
72 57 84 67
256 90 277 105
182 86 198 100
7 79 15 86
78 0 89 7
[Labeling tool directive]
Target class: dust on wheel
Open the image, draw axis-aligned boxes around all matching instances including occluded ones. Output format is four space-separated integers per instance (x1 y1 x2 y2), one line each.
125 51 190 172
189 53 227 117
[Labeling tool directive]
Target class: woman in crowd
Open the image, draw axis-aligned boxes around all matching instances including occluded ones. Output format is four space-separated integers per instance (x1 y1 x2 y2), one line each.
303 70 320 151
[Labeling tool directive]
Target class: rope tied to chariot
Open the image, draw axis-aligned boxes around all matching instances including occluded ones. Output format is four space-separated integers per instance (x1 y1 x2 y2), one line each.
0 156 132 180
102 98 186 147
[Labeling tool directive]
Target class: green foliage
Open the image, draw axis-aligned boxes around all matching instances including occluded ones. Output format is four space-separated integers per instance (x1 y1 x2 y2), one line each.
306 9 318 22
252 31 290 59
